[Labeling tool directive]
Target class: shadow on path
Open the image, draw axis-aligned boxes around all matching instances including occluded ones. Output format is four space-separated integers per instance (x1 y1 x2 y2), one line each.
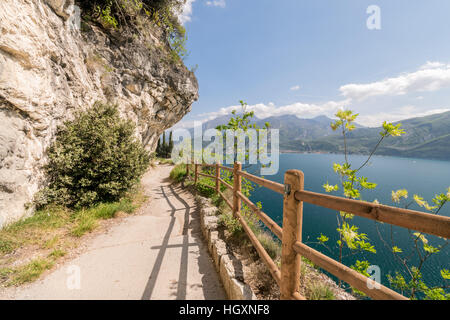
141 183 224 300
141 185 180 300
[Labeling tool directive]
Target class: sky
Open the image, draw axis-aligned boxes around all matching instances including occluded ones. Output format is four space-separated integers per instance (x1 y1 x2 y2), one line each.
174 0 450 129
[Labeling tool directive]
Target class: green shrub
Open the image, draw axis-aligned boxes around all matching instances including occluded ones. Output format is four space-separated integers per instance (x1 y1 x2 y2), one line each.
170 164 187 182
218 213 243 237
36 103 149 209
195 178 216 198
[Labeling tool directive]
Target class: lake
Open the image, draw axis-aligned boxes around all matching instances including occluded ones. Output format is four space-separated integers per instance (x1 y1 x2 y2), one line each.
244 153 450 294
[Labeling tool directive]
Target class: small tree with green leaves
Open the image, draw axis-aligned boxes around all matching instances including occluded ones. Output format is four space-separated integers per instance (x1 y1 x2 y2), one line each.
212 101 271 235
216 100 270 167
319 110 449 299
35 103 150 209
319 110 405 292
378 188 450 299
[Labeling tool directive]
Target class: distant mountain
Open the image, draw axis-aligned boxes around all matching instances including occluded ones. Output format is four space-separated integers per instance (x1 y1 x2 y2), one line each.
186 111 450 161
190 114 343 143
283 111 450 160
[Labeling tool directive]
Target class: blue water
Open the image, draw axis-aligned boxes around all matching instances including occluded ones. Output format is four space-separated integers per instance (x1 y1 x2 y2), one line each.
245 153 450 293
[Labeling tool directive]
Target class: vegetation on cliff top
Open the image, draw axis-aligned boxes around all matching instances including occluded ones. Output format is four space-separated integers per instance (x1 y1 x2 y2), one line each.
77 0 188 62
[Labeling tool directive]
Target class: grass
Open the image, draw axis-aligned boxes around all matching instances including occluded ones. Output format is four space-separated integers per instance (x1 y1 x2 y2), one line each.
0 205 70 255
256 232 281 260
70 199 137 237
49 249 67 259
7 258 54 286
306 282 336 300
169 163 187 182
0 186 146 287
157 158 174 165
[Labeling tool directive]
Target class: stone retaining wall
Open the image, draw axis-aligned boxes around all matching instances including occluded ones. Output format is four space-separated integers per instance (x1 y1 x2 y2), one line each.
195 195 258 300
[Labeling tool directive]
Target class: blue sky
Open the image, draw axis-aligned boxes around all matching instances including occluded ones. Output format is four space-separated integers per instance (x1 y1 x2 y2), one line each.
175 0 450 128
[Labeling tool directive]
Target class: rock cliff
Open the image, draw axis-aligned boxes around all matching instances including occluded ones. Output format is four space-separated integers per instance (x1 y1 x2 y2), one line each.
0 0 198 226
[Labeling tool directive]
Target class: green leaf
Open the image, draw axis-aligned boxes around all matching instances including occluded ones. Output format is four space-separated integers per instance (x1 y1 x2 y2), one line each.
391 189 408 203
351 260 371 277
423 244 440 254
317 234 329 243
392 246 403 253
413 195 438 211
340 211 354 220
323 182 339 193
381 122 406 137
413 232 428 244
358 177 377 190
441 269 450 280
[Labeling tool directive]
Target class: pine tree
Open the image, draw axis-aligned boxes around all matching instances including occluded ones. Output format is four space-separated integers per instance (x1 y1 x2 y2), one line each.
168 131 174 158
156 136 161 157
162 131 168 158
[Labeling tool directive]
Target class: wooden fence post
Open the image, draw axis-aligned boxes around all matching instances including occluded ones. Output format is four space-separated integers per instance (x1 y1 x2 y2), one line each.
194 163 199 185
215 162 220 193
280 170 304 300
233 162 242 218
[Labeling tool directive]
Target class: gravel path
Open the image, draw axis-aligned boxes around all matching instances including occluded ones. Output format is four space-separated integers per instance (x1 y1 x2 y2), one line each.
1 165 226 300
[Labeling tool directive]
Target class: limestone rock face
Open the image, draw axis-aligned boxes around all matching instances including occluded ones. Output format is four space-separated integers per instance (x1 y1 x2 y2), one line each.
0 0 198 227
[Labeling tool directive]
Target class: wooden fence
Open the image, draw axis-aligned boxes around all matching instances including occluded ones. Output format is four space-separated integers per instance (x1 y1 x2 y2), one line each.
186 162 450 300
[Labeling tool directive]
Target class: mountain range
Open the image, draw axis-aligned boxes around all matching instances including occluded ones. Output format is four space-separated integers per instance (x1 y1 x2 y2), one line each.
191 111 450 161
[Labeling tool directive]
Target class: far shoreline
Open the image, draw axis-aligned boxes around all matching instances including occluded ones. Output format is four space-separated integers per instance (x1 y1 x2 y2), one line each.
278 150 450 163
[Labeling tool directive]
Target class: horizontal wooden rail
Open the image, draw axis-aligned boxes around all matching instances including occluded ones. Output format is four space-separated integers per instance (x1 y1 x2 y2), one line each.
218 178 233 190
234 206 282 285
198 172 216 179
237 170 284 195
293 241 408 300
218 190 233 210
200 163 216 168
237 191 283 240
295 190 450 239
218 165 234 172
191 162 448 300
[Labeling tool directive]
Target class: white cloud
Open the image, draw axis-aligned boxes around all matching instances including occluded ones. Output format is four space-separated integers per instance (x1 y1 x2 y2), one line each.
290 85 301 91
357 107 450 127
178 0 196 24
340 62 450 101
197 100 350 122
206 0 226 8
176 61 450 130
420 61 445 70
177 0 226 24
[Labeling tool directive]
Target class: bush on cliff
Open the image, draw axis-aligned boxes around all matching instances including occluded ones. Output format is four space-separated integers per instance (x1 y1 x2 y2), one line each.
35 103 149 209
